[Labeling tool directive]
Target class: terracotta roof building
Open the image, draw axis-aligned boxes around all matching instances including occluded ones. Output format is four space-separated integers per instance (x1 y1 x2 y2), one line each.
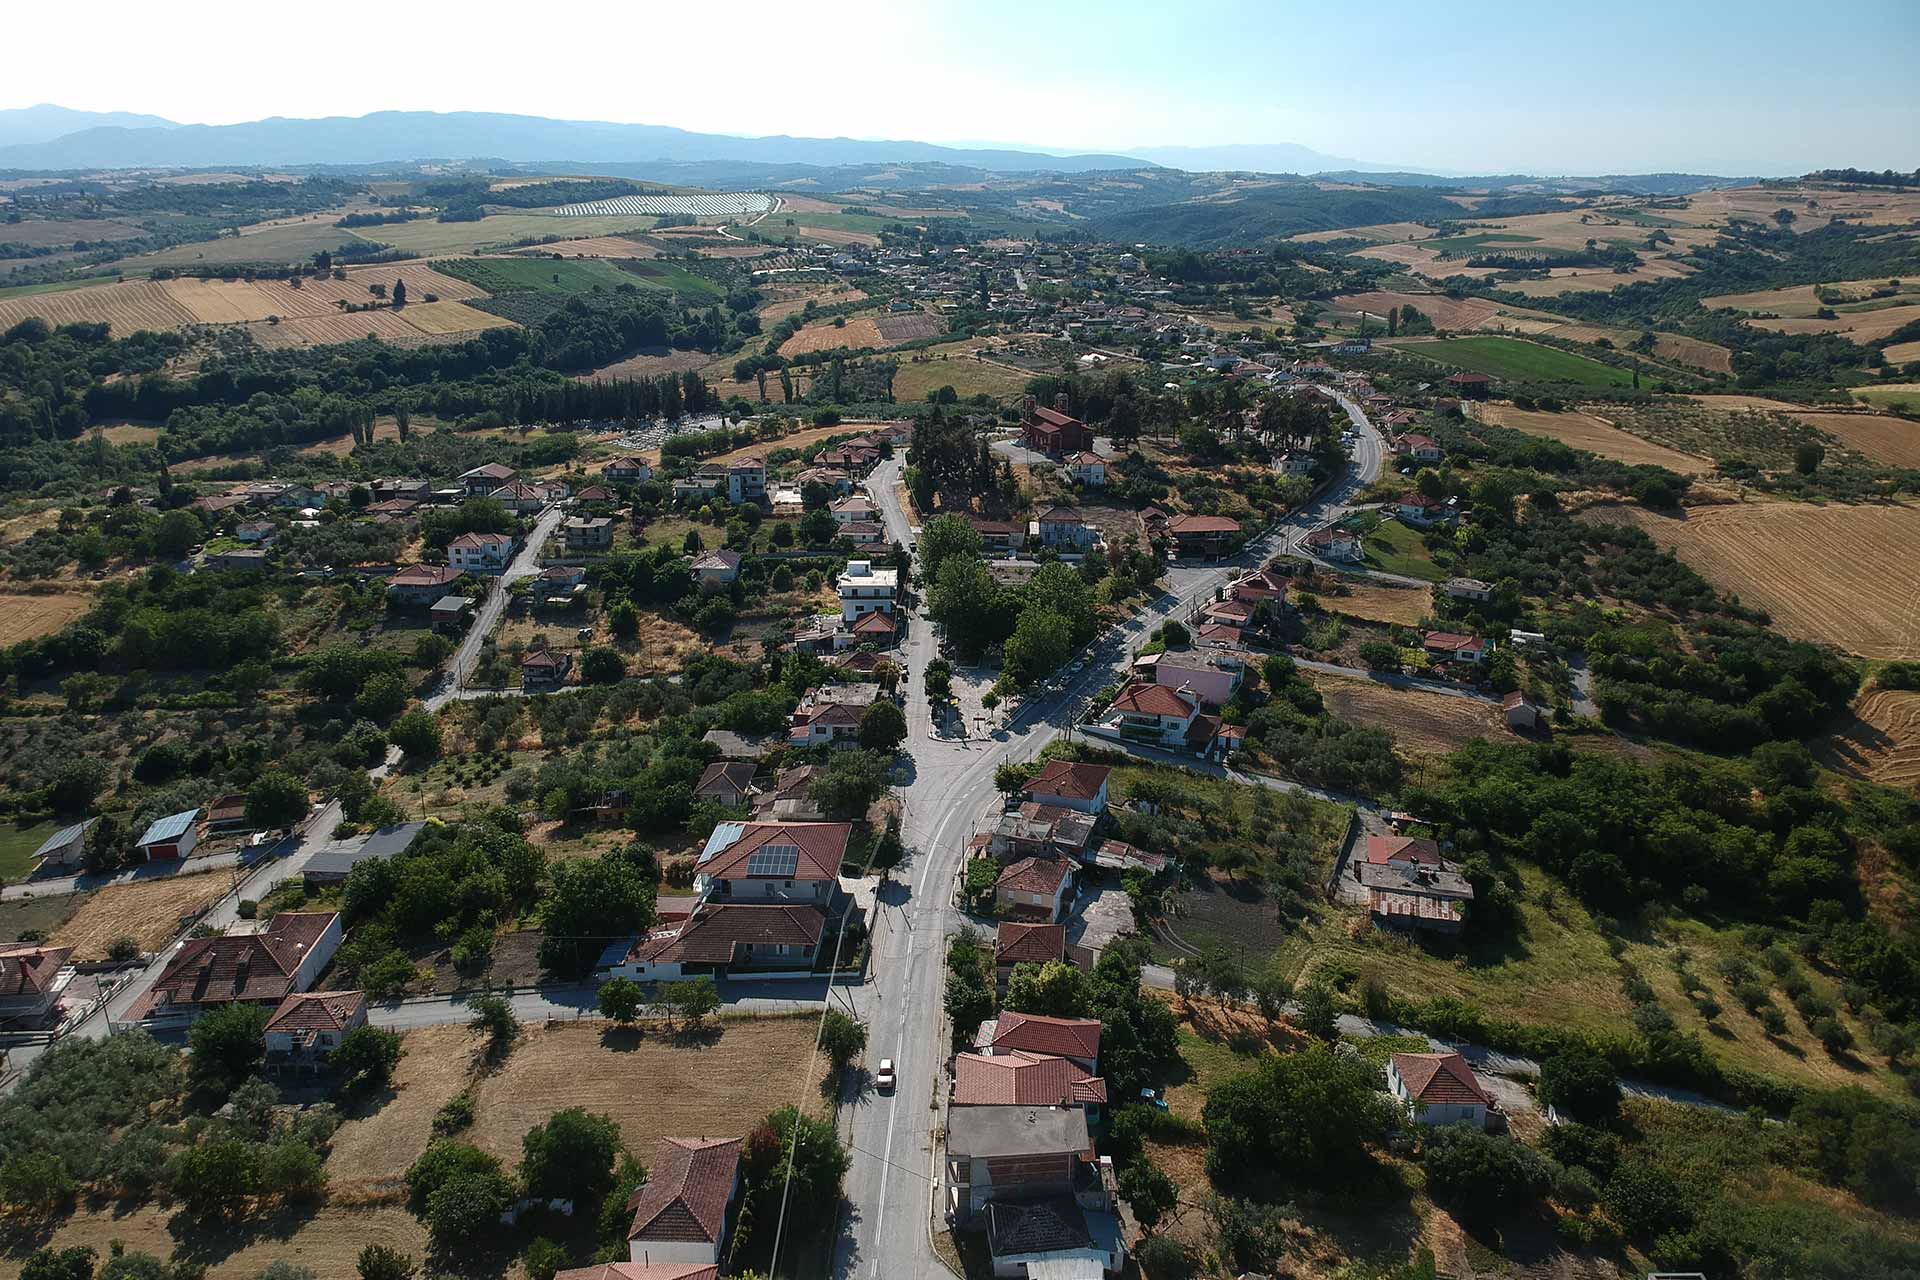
626 1136 744 1267
983 1011 1102 1072
952 1050 1108 1109
125 912 343 1024
1389 1050 1492 1126
1020 760 1112 814
995 922 1067 971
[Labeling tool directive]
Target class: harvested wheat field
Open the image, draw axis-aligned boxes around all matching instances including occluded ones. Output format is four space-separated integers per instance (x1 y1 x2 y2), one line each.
0 590 96 645
0 279 196 335
513 234 658 258
582 347 713 380
52 872 226 959
397 301 515 336
1750 303 1920 344
1477 403 1713 473
1305 672 1502 756
1883 340 1920 366
1585 500 1920 659
1821 688 1920 789
32 1203 428 1280
1784 411 1920 467
779 314 886 356
1332 290 1513 332
1315 580 1432 626
469 1017 830 1162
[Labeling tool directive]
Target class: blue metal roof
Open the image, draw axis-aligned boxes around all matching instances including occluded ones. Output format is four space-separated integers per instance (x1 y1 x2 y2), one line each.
136 808 199 847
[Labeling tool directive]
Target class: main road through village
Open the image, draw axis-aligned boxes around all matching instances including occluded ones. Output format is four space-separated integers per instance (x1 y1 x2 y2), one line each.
829 390 1384 1278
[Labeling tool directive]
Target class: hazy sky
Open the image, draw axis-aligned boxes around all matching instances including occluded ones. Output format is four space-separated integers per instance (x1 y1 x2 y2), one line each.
10 0 1919 174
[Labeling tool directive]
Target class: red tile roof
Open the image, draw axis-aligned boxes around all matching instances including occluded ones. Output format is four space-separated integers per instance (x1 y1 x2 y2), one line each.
997 856 1071 897
264 990 365 1033
1367 835 1443 866
1023 760 1111 803
1165 514 1241 535
989 1012 1102 1064
700 822 850 883
695 761 758 798
1111 682 1197 718
0 944 72 997
1036 505 1085 524
143 913 337 1012
390 564 464 589
1032 406 1084 429
627 1137 742 1245
629 904 824 966
555 1264 718 1280
1423 631 1481 652
1399 492 1447 510
1391 1051 1490 1106
995 922 1066 968
850 610 896 634
448 531 512 551
953 1050 1108 1107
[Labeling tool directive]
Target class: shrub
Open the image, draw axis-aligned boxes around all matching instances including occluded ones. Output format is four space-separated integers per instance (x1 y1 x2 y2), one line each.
520 1108 622 1205
1118 1159 1178 1227
356 1245 417 1280
1604 1158 1690 1243
1134 1236 1192 1280
433 1090 476 1137
1538 1049 1620 1125
1422 1126 1554 1221
187 1002 271 1088
330 1025 403 1092
424 1169 515 1245
405 1141 499 1212
523 1239 568 1280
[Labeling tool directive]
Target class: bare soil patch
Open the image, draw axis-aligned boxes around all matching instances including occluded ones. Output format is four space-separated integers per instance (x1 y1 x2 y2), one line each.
1477 403 1714 473
511 234 659 258
52 872 225 959
1785 411 1920 468
1306 671 1502 756
778 315 886 356
1584 500 1920 660
581 346 712 380
1312 579 1432 627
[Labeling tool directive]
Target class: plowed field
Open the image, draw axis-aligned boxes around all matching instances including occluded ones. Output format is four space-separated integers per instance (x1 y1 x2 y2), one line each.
1821 688 1920 788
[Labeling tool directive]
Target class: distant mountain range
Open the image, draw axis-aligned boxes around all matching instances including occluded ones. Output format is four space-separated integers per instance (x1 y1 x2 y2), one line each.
0 109 1147 174
1126 142 1433 176
0 104 179 148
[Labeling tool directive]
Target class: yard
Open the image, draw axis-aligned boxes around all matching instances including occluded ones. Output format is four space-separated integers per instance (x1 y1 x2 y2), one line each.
51 872 227 959
0 818 59 883
1362 517 1446 582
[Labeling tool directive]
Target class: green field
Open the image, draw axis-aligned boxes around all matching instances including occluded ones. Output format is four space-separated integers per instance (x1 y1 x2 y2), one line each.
1849 382 1920 410
351 213 657 257
436 257 640 294
114 222 357 270
1363 516 1446 581
1402 335 1637 387
1608 207 1690 227
0 819 57 883
615 259 725 299
1416 231 1541 254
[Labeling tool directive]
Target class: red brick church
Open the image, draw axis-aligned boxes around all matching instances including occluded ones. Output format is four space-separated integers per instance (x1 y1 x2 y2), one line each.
1020 394 1094 456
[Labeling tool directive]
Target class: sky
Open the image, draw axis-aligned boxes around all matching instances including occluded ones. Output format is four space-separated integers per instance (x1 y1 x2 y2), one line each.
8 0 1919 175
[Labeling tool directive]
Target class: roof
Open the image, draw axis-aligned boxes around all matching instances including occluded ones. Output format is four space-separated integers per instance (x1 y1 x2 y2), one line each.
987 1196 1093 1258
691 549 742 572
1035 505 1084 524
0 944 72 997
1165 514 1241 535
1391 1051 1491 1106
695 761 758 797
966 516 1022 536
990 1012 1102 1063
850 610 896 634
1446 577 1493 591
1423 630 1482 651
1110 682 1197 718
1445 371 1491 384
604 456 650 472
944 1104 1090 1159
1372 890 1466 925
628 1136 742 1244
135 809 199 848
997 855 1071 897
304 823 427 878
264 990 365 1034
1399 492 1447 510
773 765 819 799
628 903 824 966
996 922 1066 968
1030 405 1084 429
1503 690 1542 711
390 564 465 588
1367 835 1443 866
31 819 94 860
523 649 570 671
954 1051 1107 1107
461 462 516 480
1023 760 1111 803
449 531 513 551
696 821 851 883
142 912 337 1012
1304 527 1358 546
554 1266 719 1280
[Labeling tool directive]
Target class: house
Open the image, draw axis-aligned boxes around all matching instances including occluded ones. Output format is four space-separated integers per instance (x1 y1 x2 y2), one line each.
1396 433 1445 464
980 1012 1101 1073
795 466 854 496
1020 760 1111 815
789 701 864 747
1105 681 1202 746
135 809 201 862
991 804 1097 862
761 765 822 817
1389 1051 1492 1128
952 1050 1107 1114
944 1104 1091 1223
816 445 882 472
607 901 828 980
522 648 573 690
849 609 899 646
673 470 725 502
28 819 94 871
122 912 343 1025
388 563 464 605
1146 649 1245 709
625 1136 743 1269
995 922 1067 979
1194 622 1243 647
604 456 654 484
986 1194 1126 1278
1503 691 1545 731
1359 836 1475 935
996 856 1074 922
1304 526 1363 562
371 477 431 502
1229 567 1291 610
837 559 898 621
829 496 878 526
205 548 269 573
1019 396 1094 456
263 990 367 1060
694 761 759 808
1164 513 1241 559
203 793 249 832
1035 505 1097 550
365 498 421 521
967 516 1025 553
489 482 550 515
725 458 766 504
542 564 588 591
1333 335 1372 355
1276 451 1316 478
554 1266 717 1280
574 484 619 505
234 520 276 544
1444 577 1494 602
430 595 475 631
690 549 742 590
0 944 74 1026
1369 835 1444 868
693 821 850 904
302 823 427 888
460 463 518 496
565 516 615 552
1065 452 1107 487
448 531 514 573
1423 631 1489 664
838 520 888 546
1444 371 1492 398
1395 493 1452 527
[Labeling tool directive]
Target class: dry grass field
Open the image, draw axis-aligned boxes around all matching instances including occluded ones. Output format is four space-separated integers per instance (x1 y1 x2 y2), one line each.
1750 302 1920 344
0 589 96 645
1330 290 1731 374
1787 410 1920 467
1476 402 1714 473
1820 688 1920 789
344 213 656 257
511 234 658 258
1304 671 1502 756
758 284 868 324
0 216 147 247
581 346 712 380
1313 579 1432 626
52 872 226 959
0 278 196 334
778 314 887 356
397 301 516 336
1883 339 1920 366
873 311 944 343
1585 500 1920 659
29 1204 429 1280
96 423 163 444
1851 381 1920 410
248 302 509 349
895 342 1034 403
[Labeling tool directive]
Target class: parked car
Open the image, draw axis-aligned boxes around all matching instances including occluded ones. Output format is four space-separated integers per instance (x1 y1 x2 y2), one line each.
875 1058 896 1092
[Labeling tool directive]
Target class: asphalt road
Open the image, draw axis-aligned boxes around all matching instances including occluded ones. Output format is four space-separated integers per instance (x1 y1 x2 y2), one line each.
830 406 1389 1279
425 504 566 712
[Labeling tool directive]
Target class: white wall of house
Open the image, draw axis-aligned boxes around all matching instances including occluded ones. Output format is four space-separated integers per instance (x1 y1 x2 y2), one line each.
1026 783 1108 816
291 917 345 992
1388 1065 1487 1128
629 1238 722 1267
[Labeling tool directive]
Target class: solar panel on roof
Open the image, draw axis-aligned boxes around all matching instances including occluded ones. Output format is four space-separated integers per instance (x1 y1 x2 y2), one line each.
745 845 800 878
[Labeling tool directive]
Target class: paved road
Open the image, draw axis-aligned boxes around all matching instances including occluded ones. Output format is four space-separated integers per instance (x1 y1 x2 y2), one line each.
832 414 1392 1279
425 505 566 712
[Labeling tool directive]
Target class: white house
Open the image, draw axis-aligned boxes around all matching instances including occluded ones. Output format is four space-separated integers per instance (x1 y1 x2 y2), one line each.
263 990 367 1060
1019 760 1111 816
626 1136 744 1268
1423 631 1489 664
690 549 742 590
836 559 898 622
1388 1051 1491 1128
448 531 514 574
1443 577 1494 602
1304 527 1364 562
1065 453 1107 488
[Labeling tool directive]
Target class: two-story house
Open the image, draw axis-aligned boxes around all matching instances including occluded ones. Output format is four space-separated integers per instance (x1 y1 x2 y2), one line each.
117 912 343 1028
1019 760 1111 815
565 516 614 553
726 458 766 505
263 990 367 1063
1034 506 1098 551
1304 526 1364 562
1064 453 1107 488
460 463 517 497
1396 493 1452 527
603 456 653 485
966 516 1025 554
829 495 878 526
387 564 465 606
1104 681 1203 745
1165 514 1241 560
945 1105 1091 1224
836 559 898 622
690 549 742 591
448 531 515 574
1145 648 1244 709
1396 433 1445 464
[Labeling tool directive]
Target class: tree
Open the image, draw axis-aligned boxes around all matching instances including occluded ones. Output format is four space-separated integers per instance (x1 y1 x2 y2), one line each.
1422 1126 1553 1222
356 1245 417 1280
917 514 984 585
609 601 639 639
388 709 442 758
539 848 657 976
522 1239 567 1280
406 1142 500 1211
330 1025 402 1092
1201 1044 1393 1187
1604 1158 1690 1243
808 751 889 819
1293 983 1338 1041
246 771 309 830
598 976 644 1024
1795 441 1825 475
188 1002 271 1087
425 1169 515 1245
1118 1159 1178 1228
356 671 409 722
1537 1049 1619 1125
0 1151 73 1215
1358 639 1401 672
468 994 518 1052
858 699 907 752
582 648 627 684
742 1106 851 1245
658 976 720 1026
1004 960 1090 1018
1005 607 1074 685
152 509 204 560
21 1247 97 1280
167 1137 263 1220
391 278 407 308
820 1009 868 1075
521 1107 623 1205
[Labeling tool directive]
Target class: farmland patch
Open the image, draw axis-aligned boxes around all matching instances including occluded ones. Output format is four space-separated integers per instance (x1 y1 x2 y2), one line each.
52 872 226 960
1821 688 1920 789
1475 403 1713 473
1306 671 1502 757
0 589 98 645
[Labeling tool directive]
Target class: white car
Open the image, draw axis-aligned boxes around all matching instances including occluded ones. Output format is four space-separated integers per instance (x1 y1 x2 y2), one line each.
875 1058 896 1092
